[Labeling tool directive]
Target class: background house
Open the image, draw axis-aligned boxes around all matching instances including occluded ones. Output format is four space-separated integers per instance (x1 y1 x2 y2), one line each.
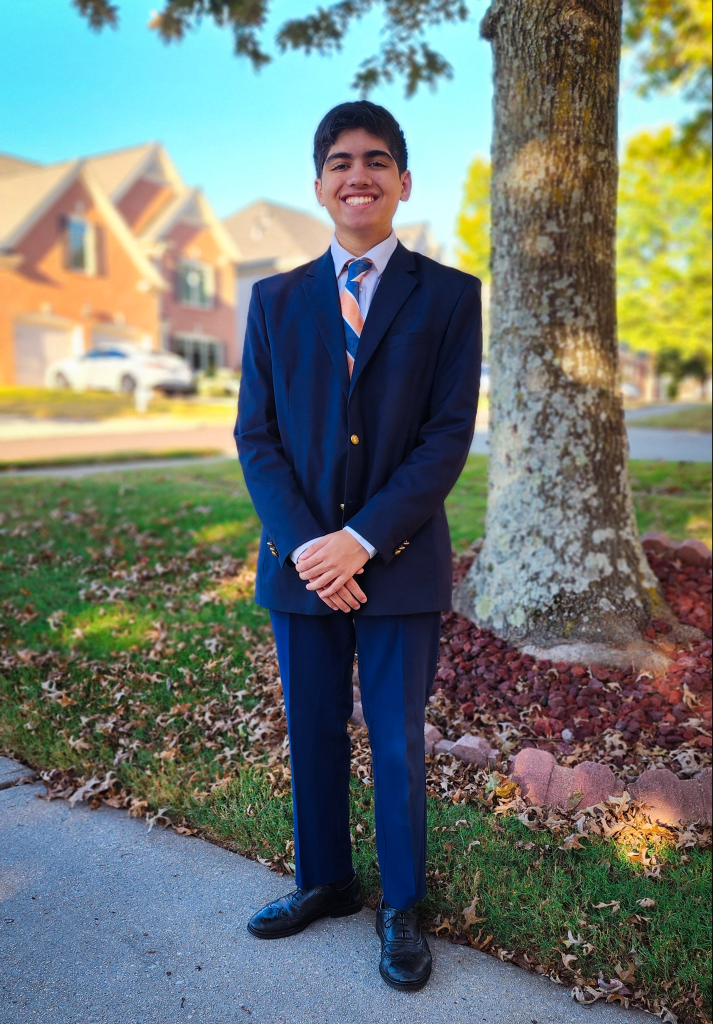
223 200 444 365
0 143 239 386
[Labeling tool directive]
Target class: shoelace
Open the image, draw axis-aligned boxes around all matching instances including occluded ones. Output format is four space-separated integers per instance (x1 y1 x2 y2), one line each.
281 888 305 908
387 909 412 942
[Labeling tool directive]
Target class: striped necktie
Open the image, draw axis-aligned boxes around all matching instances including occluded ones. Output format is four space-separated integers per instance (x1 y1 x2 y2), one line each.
340 257 374 377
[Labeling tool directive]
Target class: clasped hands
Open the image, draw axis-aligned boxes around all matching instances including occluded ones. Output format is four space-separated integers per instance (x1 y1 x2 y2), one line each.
295 530 369 612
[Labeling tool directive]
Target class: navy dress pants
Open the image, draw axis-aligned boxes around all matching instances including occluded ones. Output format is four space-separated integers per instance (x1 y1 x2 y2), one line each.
270 610 441 911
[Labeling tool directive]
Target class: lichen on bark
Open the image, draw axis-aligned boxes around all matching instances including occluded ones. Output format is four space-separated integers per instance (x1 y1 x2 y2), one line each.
454 0 668 664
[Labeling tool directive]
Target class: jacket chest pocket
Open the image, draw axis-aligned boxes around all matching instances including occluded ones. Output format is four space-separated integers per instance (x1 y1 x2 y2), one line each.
384 331 438 351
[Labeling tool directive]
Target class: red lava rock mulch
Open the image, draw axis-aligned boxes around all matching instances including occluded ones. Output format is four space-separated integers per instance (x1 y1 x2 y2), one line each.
430 549 712 784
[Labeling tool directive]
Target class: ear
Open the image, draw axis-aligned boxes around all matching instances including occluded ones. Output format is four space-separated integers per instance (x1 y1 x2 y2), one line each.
314 177 325 207
399 170 413 202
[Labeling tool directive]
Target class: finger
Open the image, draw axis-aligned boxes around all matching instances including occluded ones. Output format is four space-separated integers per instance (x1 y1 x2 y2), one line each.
317 574 353 599
318 592 339 611
355 568 364 574
298 563 332 581
344 578 367 603
295 538 332 570
324 588 351 612
334 585 360 610
296 553 325 573
305 570 342 592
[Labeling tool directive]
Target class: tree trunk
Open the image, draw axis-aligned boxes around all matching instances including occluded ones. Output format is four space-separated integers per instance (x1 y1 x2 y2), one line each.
454 0 671 670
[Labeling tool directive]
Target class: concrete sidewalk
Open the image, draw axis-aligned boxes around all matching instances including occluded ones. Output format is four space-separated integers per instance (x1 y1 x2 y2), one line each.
0 777 646 1024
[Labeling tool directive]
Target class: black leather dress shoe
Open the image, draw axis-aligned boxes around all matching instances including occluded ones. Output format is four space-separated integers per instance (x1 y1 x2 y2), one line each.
247 871 362 939
376 900 432 991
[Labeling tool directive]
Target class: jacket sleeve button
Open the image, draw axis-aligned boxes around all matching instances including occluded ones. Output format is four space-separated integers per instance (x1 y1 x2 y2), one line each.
350 434 360 445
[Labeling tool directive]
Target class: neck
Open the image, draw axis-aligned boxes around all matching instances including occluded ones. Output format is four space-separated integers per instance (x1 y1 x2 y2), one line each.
334 226 393 257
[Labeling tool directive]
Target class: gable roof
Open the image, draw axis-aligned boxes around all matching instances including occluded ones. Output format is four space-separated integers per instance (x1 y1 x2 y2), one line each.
0 140 239 280
223 201 444 268
0 159 165 290
223 200 332 265
0 160 81 249
395 222 443 262
140 186 241 261
84 142 184 201
0 153 43 178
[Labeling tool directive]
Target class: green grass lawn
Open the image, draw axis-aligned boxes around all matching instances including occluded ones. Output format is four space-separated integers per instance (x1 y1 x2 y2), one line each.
0 386 235 421
0 448 224 472
0 456 710 1017
446 456 712 548
633 404 712 432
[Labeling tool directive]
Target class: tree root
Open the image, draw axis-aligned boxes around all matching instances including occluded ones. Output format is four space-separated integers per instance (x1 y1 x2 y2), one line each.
520 638 671 675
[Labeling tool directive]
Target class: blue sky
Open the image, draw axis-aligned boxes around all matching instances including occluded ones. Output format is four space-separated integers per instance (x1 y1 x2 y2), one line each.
0 0 689 256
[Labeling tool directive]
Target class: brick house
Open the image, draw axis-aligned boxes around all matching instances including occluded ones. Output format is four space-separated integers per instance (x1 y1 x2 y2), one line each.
0 143 240 386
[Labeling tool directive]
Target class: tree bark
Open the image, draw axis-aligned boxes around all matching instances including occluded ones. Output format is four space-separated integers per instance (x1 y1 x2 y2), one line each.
454 0 670 669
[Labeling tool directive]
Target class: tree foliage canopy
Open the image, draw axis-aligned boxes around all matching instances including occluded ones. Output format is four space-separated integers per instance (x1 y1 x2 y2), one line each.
73 1 711 132
624 0 712 149
73 0 712 152
455 155 490 281
617 126 712 361
73 0 470 96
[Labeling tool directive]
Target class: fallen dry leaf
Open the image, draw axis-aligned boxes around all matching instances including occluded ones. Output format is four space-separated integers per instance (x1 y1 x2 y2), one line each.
592 900 621 914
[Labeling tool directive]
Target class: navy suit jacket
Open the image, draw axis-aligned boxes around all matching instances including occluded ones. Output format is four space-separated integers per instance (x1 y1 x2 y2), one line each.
235 241 482 616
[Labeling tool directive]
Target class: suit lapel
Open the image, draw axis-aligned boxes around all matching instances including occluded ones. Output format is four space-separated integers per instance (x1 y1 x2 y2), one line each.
349 242 417 394
302 250 350 400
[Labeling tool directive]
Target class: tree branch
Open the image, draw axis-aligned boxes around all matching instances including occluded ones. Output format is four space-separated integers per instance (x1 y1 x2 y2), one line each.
72 0 119 31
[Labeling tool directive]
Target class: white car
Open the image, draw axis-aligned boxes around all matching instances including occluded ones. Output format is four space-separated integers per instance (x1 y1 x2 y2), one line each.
46 345 195 395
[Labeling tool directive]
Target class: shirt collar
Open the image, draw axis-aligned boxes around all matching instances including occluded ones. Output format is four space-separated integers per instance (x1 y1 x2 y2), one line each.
330 231 399 279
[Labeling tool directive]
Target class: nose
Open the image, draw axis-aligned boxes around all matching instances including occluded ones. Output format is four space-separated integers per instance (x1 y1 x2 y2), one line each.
347 163 372 188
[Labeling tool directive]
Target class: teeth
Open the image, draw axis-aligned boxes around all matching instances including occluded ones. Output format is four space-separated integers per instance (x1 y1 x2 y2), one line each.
345 196 375 206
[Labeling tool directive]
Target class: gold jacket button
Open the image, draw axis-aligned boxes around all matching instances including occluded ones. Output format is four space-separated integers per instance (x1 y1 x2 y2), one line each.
350 434 360 445
339 503 345 510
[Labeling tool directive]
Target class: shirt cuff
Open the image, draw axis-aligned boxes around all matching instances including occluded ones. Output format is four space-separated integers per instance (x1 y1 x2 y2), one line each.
290 536 324 564
344 525 377 559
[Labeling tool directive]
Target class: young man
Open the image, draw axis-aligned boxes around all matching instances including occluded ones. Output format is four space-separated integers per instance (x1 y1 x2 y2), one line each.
235 101 481 991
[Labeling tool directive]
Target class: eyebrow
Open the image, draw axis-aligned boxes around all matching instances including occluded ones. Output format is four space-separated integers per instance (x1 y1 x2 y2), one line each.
326 149 395 164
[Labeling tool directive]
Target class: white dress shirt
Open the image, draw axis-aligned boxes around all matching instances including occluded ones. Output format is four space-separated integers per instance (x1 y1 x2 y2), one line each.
289 231 399 566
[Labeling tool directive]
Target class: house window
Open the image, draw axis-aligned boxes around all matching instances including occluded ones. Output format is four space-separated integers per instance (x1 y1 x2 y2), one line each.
171 335 223 372
65 216 97 274
177 261 215 308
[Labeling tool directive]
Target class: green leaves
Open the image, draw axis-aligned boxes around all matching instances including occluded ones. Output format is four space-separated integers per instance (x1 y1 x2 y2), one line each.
73 0 471 96
624 0 712 151
617 126 712 361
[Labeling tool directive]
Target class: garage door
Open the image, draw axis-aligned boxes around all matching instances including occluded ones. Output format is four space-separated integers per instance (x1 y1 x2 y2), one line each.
13 321 74 386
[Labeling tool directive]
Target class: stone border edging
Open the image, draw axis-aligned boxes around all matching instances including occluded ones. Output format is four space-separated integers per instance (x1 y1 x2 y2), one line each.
641 531 712 568
509 746 712 826
345 713 713 826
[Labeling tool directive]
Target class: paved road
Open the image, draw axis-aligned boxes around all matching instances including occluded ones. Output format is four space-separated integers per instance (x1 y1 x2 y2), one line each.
0 779 646 1024
624 403 704 422
0 404 709 466
470 424 710 461
0 422 235 464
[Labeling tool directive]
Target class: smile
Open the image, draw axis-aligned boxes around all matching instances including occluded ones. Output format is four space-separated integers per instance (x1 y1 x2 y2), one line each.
344 195 376 206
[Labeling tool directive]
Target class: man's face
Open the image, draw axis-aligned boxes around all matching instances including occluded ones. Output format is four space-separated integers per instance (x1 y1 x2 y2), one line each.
315 128 411 240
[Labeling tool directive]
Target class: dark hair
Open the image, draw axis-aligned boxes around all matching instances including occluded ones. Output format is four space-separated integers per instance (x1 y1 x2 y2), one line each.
313 101 408 177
